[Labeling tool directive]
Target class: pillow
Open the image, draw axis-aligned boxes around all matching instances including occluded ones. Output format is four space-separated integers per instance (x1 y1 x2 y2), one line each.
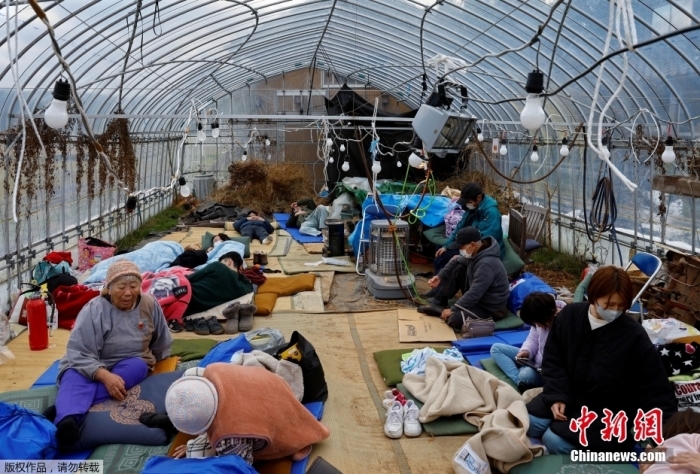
502 239 525 277
152 356 179 375
422 225 448 247
71 370 184 451
171 339 218 362
254 293 278 316
201 232 251 257
257 274 317 297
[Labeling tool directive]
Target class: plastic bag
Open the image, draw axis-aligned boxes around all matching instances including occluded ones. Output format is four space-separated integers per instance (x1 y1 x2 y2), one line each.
643 319 699 345
507 273 556 314
245 328 285 352
0 313 16 365
0 402 57 460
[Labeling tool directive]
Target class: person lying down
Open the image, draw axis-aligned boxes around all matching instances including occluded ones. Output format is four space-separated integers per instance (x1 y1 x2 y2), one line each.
141 362 329 465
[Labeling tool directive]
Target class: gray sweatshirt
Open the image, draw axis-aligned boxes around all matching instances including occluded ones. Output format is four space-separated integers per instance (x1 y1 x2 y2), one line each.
57 293 173 383
438 236 510 314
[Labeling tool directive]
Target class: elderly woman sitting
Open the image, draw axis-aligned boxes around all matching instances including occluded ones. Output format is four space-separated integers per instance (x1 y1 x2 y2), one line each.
47 260 173 450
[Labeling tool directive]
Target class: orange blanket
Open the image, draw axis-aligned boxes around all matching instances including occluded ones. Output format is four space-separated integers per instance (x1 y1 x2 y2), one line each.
204 363 330 461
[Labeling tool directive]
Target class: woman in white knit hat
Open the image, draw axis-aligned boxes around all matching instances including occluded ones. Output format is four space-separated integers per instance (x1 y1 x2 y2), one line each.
45 259 173 451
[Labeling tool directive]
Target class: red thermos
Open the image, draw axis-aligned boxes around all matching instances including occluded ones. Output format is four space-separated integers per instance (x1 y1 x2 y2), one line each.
27 294 49 351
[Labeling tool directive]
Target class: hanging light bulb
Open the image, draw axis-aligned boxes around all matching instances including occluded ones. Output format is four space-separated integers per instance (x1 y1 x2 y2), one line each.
520 95 546 133
477 127 484 141
44 79 71 129
408 152 425 168
342 160 350 172
661 136 676 164
396 160 402 168
197 122 206 142
265 138 271 146
530 145 539 162
371 160 382 174
499 143 508 156
465 137 470 144
325 138 333 147
180 185 191 198
340 144 346 152
211 121 220 139
329 157 334 163
559 137 569 157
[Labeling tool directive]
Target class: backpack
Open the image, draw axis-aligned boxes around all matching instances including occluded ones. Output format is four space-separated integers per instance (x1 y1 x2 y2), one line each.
444 201 465 238
32 260 72 285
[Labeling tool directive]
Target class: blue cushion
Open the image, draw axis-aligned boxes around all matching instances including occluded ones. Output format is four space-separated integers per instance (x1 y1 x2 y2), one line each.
72 370 184 451
452 336 505 353
31 360 61 388
525 239 541 252
465 352 491 369
498 331 529 347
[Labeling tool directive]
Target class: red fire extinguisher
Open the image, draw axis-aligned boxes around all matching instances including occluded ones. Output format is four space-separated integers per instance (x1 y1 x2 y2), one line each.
20 283 50 351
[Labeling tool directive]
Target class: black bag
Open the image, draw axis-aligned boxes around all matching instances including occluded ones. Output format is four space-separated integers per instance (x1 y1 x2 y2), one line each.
45 273 78 294
272 331 328 404
307 457 343 474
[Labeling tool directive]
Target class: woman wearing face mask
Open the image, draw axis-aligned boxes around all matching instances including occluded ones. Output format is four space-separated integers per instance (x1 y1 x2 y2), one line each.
526 266 677 455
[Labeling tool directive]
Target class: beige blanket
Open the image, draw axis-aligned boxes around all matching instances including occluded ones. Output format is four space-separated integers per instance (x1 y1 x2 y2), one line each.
403 357 544 474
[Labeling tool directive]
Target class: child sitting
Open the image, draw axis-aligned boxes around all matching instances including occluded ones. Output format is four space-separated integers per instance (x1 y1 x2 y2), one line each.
490 292 559 392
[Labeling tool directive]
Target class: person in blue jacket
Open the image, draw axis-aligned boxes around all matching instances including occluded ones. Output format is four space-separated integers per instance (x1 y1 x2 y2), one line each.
233 210 274 245
433 182 504 273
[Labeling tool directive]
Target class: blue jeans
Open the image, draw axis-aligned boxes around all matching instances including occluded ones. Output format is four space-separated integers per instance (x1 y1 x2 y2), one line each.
490 343 543 387
527 415 576 454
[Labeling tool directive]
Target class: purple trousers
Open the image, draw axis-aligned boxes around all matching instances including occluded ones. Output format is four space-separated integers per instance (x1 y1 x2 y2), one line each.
55 357 148 424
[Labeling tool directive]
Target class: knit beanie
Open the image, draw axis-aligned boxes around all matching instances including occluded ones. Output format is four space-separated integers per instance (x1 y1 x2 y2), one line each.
165 376 219 435
104 260 142 290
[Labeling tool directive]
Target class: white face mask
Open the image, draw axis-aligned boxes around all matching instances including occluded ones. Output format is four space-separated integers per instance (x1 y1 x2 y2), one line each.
465 203 476 210
213 240 222 247
459 249 473 258
595 304 623 322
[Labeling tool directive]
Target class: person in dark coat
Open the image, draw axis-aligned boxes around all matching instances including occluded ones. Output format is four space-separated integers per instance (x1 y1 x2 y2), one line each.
526 266 677 454
418 226 509 327
233 210 274 245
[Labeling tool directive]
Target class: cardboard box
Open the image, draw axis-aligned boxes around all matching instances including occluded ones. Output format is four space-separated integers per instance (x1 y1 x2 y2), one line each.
397 309 457 342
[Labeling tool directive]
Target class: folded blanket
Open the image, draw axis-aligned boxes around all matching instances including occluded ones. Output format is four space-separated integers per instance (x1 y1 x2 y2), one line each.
231 350 304 401
205 363 330 461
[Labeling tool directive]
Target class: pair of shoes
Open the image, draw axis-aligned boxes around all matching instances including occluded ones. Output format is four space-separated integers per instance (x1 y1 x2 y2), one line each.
384 400 422 439
253 251 269 266
193 317 225 336
417 305 443 317
183 318 194 332
222 303 258 334
263 236 273 245
168 319 183 333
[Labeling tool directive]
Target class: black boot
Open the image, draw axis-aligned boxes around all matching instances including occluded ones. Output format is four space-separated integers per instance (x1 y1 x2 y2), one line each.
43 405 57 422
56 415 80 451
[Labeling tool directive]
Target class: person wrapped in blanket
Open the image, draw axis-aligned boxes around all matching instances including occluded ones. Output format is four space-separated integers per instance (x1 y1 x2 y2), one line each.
45 260 173 451
490 292 563 393
233 211 274 245
152 363 329 464
183 252 256 336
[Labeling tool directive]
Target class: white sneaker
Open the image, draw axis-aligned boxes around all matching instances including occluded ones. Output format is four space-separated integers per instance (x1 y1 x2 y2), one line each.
263 236 273 245
384 389 400 399
403 400 422 437
384 401 404 438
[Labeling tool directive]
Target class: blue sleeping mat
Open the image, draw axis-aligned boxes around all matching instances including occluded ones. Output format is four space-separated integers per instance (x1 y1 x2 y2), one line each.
465 352 492 370
32 359 60 388
273 212 324 243
452 331 529 356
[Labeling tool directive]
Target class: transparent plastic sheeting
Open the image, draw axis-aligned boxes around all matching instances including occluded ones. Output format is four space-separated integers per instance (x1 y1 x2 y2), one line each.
0 0 695 133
